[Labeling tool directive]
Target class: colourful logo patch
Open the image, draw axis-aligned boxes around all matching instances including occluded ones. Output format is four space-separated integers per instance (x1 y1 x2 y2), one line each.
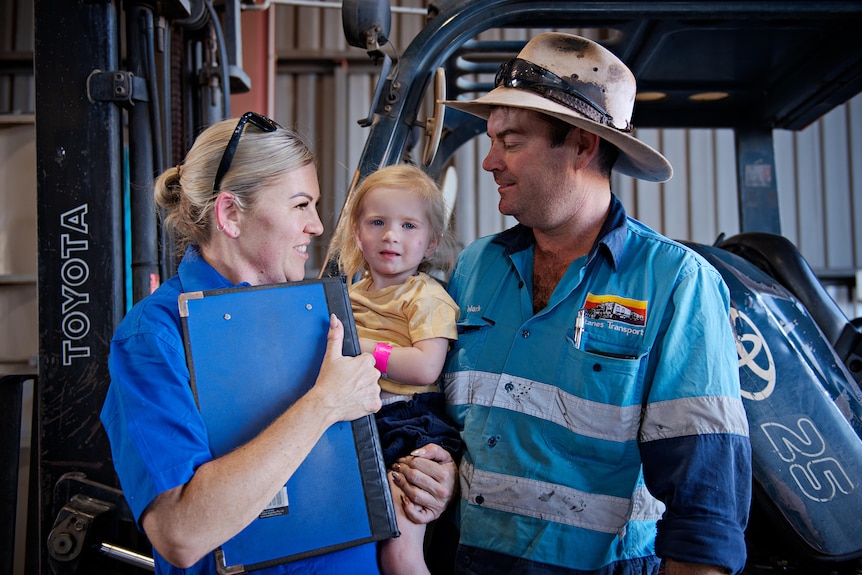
584 294 647 326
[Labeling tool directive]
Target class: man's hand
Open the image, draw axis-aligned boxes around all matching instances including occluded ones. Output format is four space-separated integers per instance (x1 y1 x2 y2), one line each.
391 443 458 524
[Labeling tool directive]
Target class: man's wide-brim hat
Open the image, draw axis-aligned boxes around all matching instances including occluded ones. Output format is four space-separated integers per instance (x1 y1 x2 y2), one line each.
441 32 673 183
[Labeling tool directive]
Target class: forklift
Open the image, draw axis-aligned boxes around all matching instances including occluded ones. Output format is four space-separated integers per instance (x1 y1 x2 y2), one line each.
13 1 862 573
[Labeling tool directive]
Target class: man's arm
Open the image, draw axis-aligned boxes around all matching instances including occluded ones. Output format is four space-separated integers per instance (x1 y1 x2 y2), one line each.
641 266 751 574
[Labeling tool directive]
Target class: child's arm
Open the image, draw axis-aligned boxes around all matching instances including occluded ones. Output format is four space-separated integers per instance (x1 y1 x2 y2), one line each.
359 337 449 386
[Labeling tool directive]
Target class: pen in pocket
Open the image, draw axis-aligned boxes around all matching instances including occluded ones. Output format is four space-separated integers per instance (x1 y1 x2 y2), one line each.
574 308 585 349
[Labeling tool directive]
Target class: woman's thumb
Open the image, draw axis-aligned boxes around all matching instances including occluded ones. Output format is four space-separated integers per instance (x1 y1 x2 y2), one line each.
325 313 344 357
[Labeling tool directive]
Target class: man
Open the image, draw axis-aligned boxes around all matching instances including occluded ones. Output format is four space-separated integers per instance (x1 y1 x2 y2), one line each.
436 32 752 575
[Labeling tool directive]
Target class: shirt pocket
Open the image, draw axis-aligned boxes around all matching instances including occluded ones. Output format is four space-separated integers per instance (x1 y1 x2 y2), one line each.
541 328 647 467
452 316 494 354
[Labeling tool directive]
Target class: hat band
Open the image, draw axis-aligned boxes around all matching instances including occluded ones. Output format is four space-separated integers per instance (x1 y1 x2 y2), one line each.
495 58 632 133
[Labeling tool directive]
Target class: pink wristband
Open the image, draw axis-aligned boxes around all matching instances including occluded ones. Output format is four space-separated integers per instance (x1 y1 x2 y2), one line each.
373 342 392 377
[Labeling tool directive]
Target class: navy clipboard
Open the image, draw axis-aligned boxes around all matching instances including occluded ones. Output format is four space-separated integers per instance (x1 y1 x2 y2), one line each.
178 277 397 574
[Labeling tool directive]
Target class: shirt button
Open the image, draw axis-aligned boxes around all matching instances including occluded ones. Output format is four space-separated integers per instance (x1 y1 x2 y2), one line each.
593 363 602 372
475 494 485 505
487 436 498 447
521 329 530 338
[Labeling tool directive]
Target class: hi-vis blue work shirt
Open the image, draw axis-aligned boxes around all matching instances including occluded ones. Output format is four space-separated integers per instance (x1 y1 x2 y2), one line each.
101 245 380 575
443 195 752 574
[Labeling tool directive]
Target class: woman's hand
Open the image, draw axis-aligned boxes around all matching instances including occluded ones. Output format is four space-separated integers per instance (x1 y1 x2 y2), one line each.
391 443 458 524
311 315 382 423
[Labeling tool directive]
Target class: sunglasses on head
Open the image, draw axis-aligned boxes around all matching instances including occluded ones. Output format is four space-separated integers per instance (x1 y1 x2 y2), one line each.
212 111 281 193
495 58 626 131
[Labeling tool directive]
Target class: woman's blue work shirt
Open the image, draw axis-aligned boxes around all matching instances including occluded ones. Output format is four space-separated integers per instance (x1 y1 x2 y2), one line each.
100 245 381 575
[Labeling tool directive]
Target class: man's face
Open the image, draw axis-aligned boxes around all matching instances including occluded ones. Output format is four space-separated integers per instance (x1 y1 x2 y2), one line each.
481 107 583 231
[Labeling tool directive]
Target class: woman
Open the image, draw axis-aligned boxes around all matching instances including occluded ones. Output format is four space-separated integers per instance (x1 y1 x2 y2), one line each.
100 112 383 574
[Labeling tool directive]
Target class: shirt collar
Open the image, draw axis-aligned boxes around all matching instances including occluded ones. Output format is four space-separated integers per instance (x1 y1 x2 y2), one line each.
492 194 628 270
177 244 246 292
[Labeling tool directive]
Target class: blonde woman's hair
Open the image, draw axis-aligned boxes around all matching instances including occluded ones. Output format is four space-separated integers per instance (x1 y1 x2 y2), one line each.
154 116 315 253
331 164 455 282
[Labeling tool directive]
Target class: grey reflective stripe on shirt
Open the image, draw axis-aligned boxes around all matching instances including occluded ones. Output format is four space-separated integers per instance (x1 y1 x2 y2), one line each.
445 370 750 443
640 395 750 442
460 460 666 533
444 371 641 442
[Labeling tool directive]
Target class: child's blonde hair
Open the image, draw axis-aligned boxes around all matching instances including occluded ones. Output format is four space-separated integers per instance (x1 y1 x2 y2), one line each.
331 164 455 282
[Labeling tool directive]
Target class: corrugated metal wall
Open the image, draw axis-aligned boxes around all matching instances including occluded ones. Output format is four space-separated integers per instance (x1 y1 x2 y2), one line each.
1 0 859 306
0 0 37 379
269 3 862 314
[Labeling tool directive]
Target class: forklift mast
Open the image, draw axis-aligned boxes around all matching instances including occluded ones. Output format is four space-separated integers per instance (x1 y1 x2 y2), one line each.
32 0 248 572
